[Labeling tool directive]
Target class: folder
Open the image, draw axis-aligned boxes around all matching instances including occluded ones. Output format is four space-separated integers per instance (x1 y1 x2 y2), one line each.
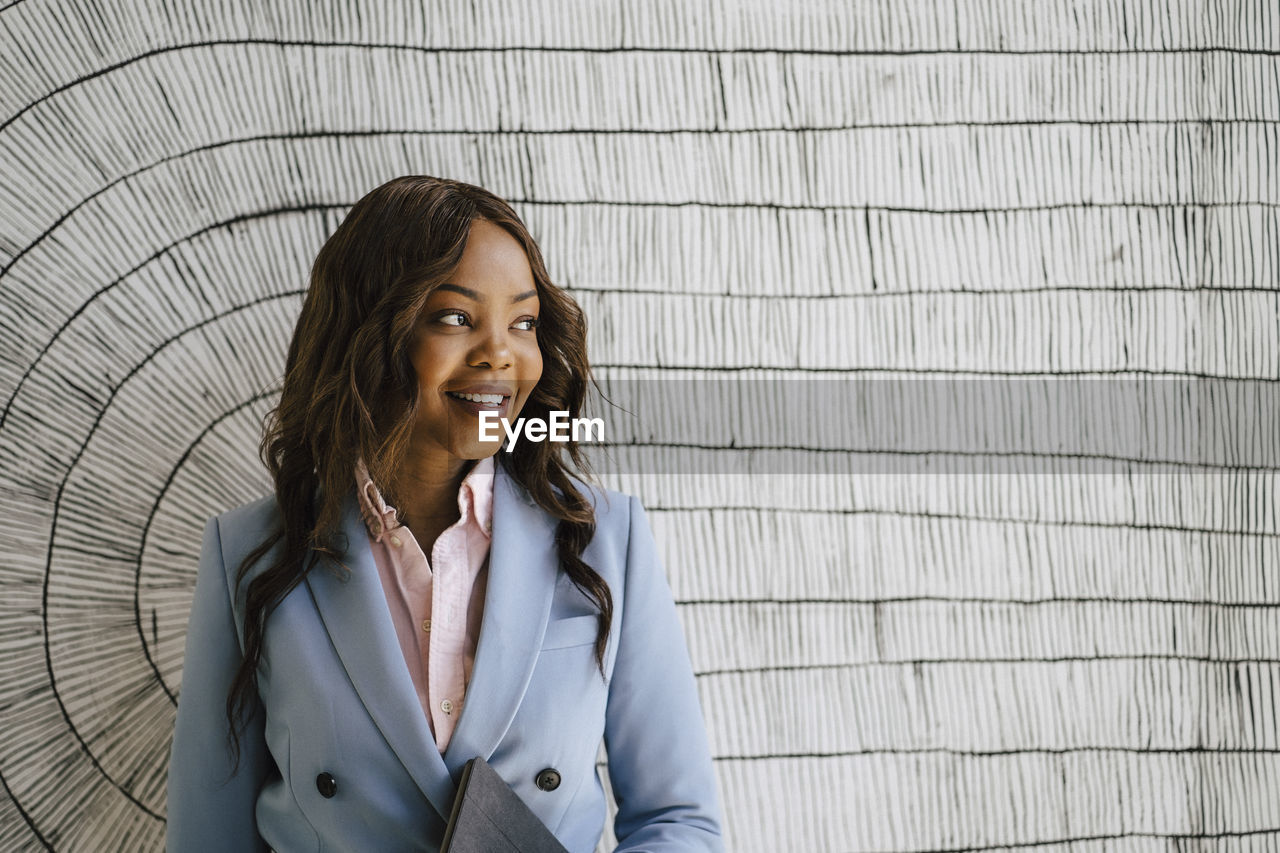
441 757 570 853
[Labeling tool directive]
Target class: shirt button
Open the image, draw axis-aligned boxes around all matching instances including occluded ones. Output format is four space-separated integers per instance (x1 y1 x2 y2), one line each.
422 619 431 633
440 699 453 715
316 772 337 798
389 535 402 547
535 768 561 792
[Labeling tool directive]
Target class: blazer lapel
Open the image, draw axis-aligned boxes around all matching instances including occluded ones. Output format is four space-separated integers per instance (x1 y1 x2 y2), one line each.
443 463 558 773
303 491 455 820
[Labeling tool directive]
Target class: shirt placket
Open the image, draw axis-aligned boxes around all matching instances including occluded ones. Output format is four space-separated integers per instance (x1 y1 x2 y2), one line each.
428 494 474 744
396 537 434 719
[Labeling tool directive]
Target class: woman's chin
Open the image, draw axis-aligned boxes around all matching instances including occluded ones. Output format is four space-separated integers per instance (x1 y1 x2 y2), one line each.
443 432 507 461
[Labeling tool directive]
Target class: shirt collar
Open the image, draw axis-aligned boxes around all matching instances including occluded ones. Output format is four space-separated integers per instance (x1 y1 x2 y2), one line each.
354 455 496 542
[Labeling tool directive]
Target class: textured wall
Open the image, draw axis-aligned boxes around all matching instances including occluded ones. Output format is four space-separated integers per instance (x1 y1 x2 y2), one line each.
1 1 1277 850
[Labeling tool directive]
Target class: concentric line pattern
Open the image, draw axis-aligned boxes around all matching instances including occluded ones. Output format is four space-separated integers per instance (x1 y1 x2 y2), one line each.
0 1 1277 851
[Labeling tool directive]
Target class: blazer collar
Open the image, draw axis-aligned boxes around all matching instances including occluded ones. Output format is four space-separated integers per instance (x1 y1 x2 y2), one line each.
302 462 557 819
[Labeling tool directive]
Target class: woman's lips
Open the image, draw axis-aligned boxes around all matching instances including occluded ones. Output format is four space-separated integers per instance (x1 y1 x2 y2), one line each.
445 391 510 417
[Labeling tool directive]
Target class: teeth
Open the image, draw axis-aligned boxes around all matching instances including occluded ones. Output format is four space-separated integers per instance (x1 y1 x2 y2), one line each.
450 392 505 405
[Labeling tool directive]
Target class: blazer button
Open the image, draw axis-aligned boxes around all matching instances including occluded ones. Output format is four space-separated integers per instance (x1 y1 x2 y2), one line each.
316 772 337 798
535 768 561 792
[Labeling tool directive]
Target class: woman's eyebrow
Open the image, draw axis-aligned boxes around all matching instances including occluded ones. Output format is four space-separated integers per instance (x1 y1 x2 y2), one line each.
434 283 538 303
435 283 481 300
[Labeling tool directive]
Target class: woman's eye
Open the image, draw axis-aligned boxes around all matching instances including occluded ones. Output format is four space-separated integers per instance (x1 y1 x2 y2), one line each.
513 317 539 332
438 311 469 327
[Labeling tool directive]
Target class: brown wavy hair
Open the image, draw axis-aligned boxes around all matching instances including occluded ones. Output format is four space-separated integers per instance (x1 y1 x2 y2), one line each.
224 175 609 763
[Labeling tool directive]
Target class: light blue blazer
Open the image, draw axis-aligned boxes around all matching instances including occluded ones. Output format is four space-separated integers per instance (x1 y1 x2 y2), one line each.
166 465 723 852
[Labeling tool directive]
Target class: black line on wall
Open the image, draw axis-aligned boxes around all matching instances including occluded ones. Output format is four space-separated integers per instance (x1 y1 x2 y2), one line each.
585 442 1280 474
864 211 879 291
8 125 1276 281
575 284 1280 296
133 387 283 706
0 768 52 851
694 655 1280 676
5 37 1280 134
591 362 1280 380
714 746 1280 759
645 507 1279 538
0 208 317 429
856 828 1280 853
38 294 302 821
917 828 1280 852
678 595 1280 607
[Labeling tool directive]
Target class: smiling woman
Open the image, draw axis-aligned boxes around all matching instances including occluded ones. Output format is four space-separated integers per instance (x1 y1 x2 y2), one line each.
165 176 723 852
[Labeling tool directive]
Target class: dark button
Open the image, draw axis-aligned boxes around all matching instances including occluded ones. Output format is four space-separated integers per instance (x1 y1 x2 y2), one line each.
535 768 561 792
316 772 337 798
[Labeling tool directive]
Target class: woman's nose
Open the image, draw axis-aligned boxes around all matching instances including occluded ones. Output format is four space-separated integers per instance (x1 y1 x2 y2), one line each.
468 325 514 369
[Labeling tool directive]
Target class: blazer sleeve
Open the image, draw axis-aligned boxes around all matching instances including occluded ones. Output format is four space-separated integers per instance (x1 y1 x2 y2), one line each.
166 516 272 852
603 496 725 852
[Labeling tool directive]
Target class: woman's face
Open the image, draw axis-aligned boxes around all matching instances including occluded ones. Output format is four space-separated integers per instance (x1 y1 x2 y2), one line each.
407 219 543 462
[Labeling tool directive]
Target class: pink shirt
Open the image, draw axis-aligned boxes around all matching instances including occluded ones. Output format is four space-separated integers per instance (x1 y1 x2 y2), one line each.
353 456 495 753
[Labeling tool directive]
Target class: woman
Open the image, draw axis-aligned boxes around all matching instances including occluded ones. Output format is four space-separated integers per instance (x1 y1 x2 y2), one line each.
166 176 724 851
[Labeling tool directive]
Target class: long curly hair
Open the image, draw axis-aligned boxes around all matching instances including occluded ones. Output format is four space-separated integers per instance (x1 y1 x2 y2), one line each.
224 175 609 763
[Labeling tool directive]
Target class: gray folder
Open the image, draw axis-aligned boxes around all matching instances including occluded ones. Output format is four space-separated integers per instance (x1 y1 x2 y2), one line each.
441 757 570 853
